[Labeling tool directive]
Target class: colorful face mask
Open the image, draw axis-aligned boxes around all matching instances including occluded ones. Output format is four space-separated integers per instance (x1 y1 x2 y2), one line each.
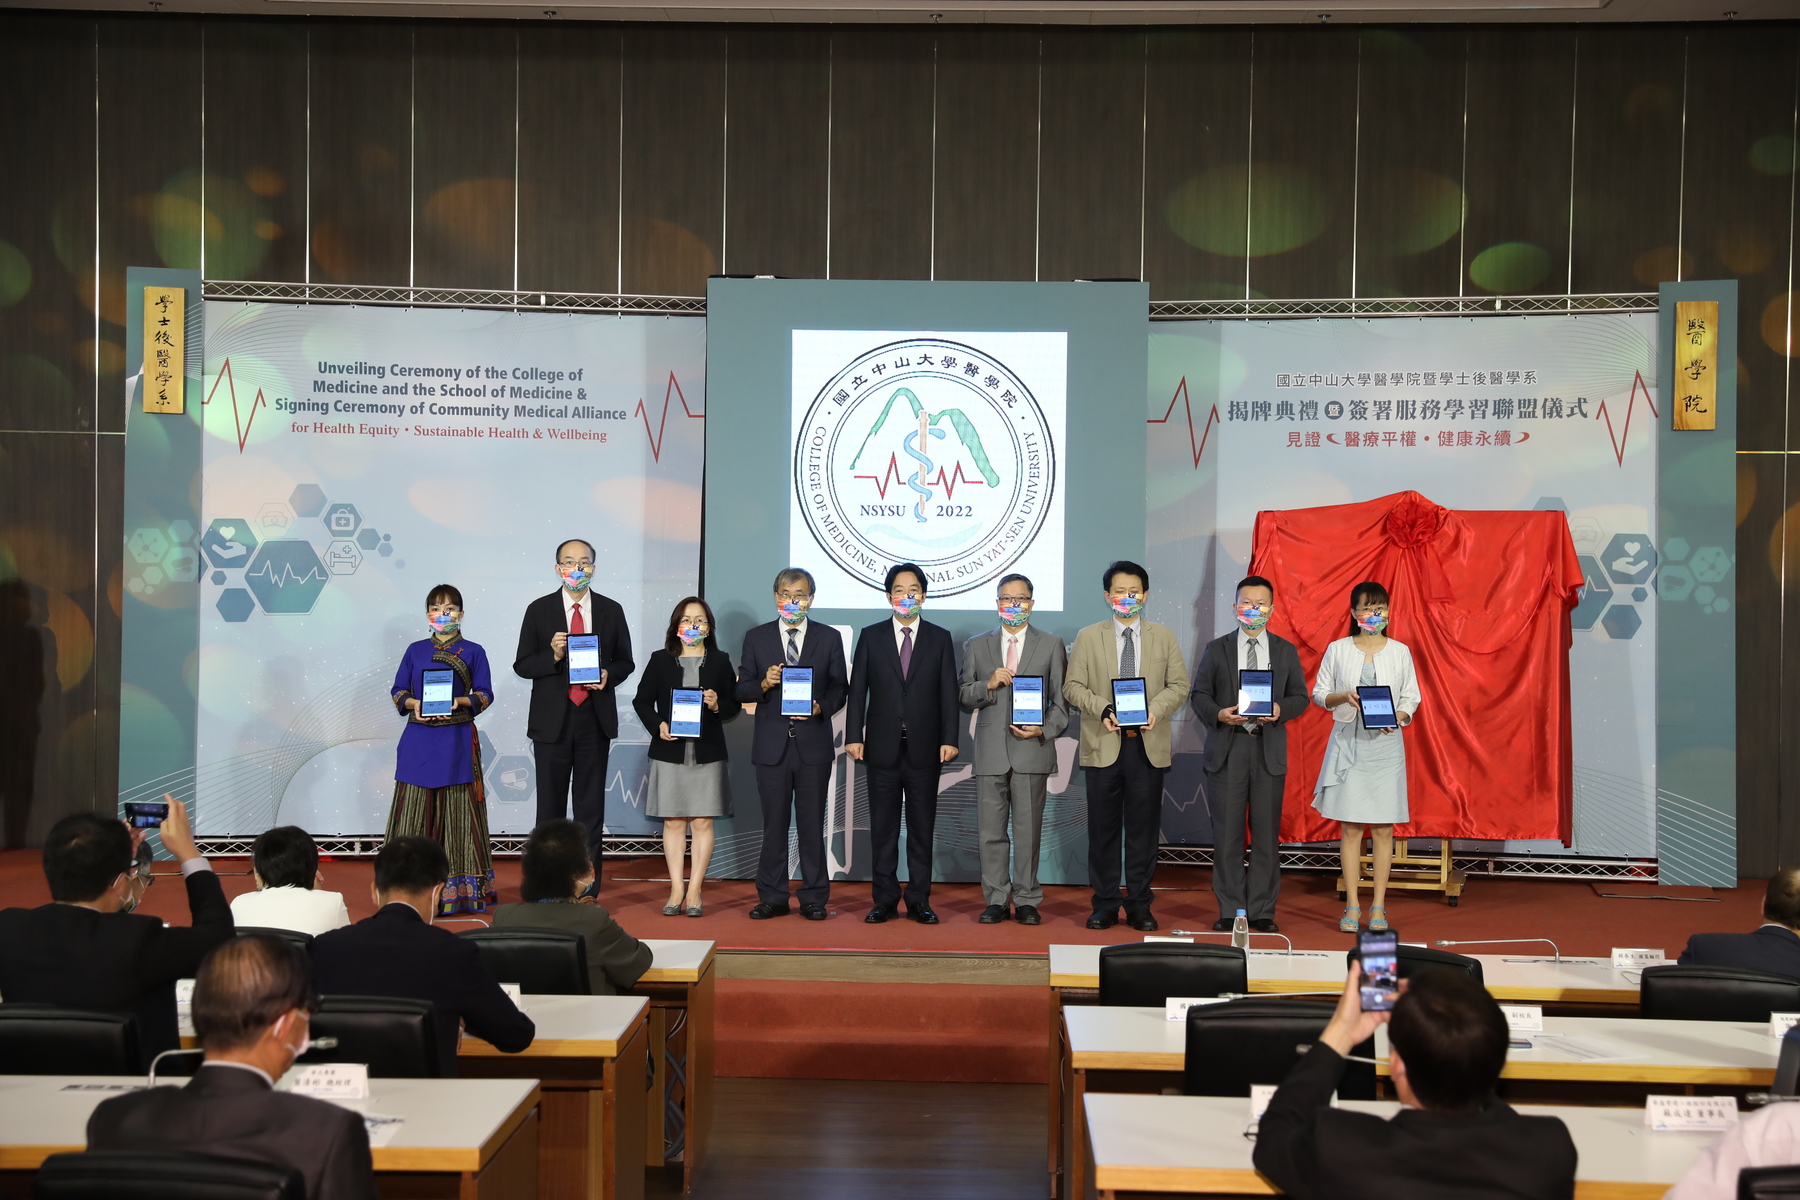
998 600 1031 629
1109 593 1145 619
1358 610 1389 634
560 566 592 593
1235 603 1271 633
429 611 461 636
891 595 922 618
777 599 810 625
677 622 708 646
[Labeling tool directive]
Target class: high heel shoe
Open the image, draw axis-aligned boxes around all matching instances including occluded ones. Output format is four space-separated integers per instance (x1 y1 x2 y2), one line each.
1369 906 1389 932
685 904 703 918
662 903 682 916
1339 906 1361 933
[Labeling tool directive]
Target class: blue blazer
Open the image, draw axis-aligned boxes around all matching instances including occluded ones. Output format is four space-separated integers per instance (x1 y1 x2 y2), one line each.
1679 925 1800 977
734 620 849 767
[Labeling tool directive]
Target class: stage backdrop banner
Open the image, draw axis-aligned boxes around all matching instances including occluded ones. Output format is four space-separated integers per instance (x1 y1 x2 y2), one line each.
1150 313 1668 860
187 303 704 837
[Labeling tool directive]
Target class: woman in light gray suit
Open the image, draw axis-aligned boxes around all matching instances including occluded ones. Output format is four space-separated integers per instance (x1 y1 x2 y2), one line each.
958 573 1069 925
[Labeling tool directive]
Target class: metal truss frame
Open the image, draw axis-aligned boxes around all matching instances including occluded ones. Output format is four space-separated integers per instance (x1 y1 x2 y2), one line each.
203 279 706 316
1146 293 1658 320
1156 844 1658 882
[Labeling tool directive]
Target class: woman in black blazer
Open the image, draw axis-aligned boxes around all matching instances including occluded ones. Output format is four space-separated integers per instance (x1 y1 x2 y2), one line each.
632 597 741 916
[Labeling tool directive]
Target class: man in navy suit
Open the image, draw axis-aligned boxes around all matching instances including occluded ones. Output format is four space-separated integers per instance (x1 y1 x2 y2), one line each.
1678 869 1800 977
735 567 850 921
846 563 960 925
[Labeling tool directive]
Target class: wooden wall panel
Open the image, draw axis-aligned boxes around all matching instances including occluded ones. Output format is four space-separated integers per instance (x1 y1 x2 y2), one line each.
723 27 830 280
827 29 934 281
414 24 519 291
1037 29 1144 282
518 24 621 295
201 21 308 284
933 28 1039 282
308 22 413 287
1738 454 1785 878
621 26 725 296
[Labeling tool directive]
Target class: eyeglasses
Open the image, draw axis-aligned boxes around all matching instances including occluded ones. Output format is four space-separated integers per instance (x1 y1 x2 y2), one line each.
558 559 594 570
776 590 813 602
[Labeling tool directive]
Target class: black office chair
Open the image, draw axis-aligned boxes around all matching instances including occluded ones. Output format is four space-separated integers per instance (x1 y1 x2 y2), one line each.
458 927 590 995
1345 944 1484 985
1740 1164 1800 1199
1098 943 1248 1007
0 1005 139 1075
35 1150 304 1200
232 927 316 957
300 995 439 1077
1641 964 1800 1023
1183 996 1377 1099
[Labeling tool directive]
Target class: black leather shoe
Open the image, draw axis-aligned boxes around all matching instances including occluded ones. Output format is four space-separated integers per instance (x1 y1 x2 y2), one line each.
906 903 940 925
748 903 790 920
1251 918 1280 933
1086 910 1118 930
801 904 828 921
1015 905 1042 926
1211 918 1233 932
1127 911 1159 932
978 904 1008 924
865 904 896 924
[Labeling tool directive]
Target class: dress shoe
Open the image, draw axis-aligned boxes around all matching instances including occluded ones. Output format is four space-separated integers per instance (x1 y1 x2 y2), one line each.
1127 910 1159 932
865 904 896 924
747 902 790 920
1086 910 1118 930
1251 918 1280 934
1014 905 1042 926
800 904 828 921
1212 918 1234 932
906 903 940 925
978 904 1009 924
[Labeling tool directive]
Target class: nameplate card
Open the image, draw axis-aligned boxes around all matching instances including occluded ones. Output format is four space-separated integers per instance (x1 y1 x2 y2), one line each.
1645 1095 1738 1131
1500 1004 1544 1032
1611 947 1667 969
1770 1012 1800 1039
175 978 196 1005
500 983 526 1009
1166 997 1229 1021
1143 935 1194 944
290 1063 369 1100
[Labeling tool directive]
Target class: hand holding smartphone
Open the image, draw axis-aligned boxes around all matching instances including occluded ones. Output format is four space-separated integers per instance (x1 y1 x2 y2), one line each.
1358 928 1401 1012
123 801 169 828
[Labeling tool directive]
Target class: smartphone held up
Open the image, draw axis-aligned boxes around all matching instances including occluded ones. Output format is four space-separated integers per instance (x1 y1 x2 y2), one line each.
1358 927 1400 1012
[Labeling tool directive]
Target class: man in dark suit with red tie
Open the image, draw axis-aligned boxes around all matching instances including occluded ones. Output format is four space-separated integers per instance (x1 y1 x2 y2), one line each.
846 563 960 925
514 538 635 876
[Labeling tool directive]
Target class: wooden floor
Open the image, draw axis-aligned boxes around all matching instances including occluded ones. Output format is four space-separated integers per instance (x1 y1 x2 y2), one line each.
649 1078 1048 1199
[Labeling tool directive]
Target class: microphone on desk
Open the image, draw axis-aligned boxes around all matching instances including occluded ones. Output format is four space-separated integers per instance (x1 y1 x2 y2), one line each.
147 1037 339 1088
1171 929 1294 955
1432 938 1562 962
303 1037 340 1052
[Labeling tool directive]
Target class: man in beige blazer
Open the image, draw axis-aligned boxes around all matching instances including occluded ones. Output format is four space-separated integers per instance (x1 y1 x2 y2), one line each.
1063 560 1190 930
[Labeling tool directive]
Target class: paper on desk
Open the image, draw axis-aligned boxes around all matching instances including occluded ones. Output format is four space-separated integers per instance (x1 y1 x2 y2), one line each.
1529 1033 1645 1063
362 1114 404 1148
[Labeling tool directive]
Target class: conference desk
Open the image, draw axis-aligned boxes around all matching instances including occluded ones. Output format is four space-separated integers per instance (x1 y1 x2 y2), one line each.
1045 944 1643 1198
0 1074 540 1199
634 939 716 1192
1083 1092 1715 1198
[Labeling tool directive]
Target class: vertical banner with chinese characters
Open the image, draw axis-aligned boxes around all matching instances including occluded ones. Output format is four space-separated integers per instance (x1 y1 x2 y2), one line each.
143 286 186 413
1673 300 1719 431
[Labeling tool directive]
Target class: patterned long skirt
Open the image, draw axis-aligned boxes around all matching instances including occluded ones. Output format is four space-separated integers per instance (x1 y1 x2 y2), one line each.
385 782 496 914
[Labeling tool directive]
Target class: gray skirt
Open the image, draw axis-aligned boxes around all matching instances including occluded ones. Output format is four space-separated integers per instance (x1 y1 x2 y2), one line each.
645 755 732 819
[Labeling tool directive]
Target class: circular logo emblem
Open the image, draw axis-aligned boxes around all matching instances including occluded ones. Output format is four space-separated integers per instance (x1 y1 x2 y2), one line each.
795 338 1056 597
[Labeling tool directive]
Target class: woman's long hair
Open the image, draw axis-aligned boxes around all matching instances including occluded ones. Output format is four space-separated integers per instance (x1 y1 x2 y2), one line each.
664 595 720 656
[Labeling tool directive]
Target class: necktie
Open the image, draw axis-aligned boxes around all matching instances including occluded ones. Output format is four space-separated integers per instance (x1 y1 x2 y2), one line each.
567 604 588 706
900 625 914 678
1005 634 1019 674
1120 627 1136 679
786 628 799 666
1245 637 1261 735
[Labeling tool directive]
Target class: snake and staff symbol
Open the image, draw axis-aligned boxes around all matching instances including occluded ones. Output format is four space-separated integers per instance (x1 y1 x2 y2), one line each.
849 387 1000 521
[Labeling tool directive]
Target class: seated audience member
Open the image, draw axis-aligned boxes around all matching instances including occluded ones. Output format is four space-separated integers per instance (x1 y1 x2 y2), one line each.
491 819 652 995
1665 1097 1800 1200
87 936 377 1200
0 798 232 1064
1253 964 1578 1200
1678 867 1800 976
312 835 533 1075
230 825 352 937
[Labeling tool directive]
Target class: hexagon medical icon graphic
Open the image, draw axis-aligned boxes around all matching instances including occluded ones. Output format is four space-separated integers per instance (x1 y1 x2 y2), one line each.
321 502 362 539
1571 555 1612 631
1690 546 1732 584
1602 534 1657 588
326 539 363 576
243 540 329 614
200 519 258 569
127 526 169 565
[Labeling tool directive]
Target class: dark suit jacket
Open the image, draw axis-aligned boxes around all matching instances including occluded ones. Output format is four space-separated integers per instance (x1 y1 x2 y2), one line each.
846 618 959 771
735 621 849 767
88 1063 376 1200
513 589 635 742
311 903 535 1076
1188 630 1310 775
0 869 233 1066
491 901 654 995
631 648 742 765
1254 1042 1578 1200
1680 924 1800 976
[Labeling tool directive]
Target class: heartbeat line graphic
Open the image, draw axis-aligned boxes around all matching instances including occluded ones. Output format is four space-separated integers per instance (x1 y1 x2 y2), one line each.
853 454 986 499
245 560 327 586
1595 371 1659 467
202 359 268 453
634 373 703 462
1148 376 1220 467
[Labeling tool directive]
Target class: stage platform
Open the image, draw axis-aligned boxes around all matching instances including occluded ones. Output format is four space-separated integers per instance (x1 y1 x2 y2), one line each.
0 851 1758 1085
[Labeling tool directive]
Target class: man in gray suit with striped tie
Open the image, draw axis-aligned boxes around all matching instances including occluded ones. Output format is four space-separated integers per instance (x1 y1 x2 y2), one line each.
959 574 1069 926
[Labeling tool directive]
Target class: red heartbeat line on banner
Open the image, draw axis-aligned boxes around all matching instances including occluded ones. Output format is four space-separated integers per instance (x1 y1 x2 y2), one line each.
1148 376 1219 467
1595 371 1659 467
634 373 703 462
202 359 268 454
853 455 985 499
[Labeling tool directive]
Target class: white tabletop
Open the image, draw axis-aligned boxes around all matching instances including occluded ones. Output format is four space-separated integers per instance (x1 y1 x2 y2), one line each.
1048 944 1641 1003
0 1074 540 1173
639 939 716 984
461 993 646 1057
1082 1092 1719 1196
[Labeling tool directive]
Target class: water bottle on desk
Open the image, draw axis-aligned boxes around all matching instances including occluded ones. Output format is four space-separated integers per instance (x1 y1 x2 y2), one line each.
1232 909 1249 949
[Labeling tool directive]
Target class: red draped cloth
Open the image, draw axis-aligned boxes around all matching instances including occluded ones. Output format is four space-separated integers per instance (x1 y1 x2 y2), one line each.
1248 491 1584 843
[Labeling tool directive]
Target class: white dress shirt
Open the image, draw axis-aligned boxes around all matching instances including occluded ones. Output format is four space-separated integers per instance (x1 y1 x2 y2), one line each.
1666 1103 1800 1200
1112 616 1142 677
1002 626 1029 674
565 589 592 632
892 615 923 656
780 617 809 664
230 885 353 938
1236 627 1269 671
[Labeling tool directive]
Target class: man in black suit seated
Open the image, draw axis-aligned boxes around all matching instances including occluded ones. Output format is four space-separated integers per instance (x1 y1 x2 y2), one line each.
1254 963 1578 1200
1678 868 1800 977
88 935 377 1200
312 836 534 1076
0 797 231 1067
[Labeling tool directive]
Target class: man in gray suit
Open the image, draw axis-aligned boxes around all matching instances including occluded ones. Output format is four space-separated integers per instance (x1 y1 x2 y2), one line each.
959 573 1069 926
